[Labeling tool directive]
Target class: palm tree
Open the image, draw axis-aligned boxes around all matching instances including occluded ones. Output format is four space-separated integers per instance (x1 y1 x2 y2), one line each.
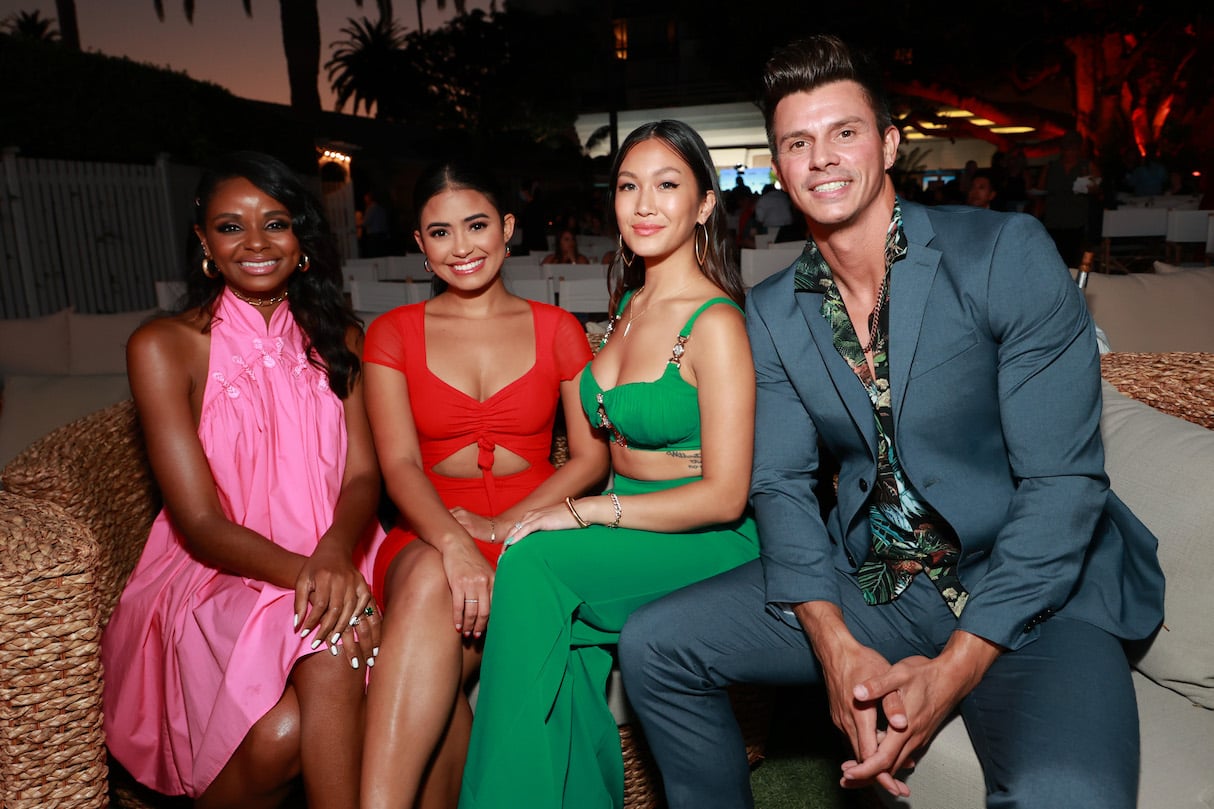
325 16 408 119
151 0 394 115
54 0 79 49
415 0 471 33
2 10 59 41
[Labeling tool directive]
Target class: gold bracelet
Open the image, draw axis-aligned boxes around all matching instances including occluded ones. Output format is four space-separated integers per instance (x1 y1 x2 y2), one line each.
565 496 590 528
607 493 622 528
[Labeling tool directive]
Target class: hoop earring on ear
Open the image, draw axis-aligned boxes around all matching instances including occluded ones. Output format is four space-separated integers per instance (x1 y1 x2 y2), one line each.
423 258 433 273
618 233 634 268
694 222 708 268
202 256 219 279
297 254 310 273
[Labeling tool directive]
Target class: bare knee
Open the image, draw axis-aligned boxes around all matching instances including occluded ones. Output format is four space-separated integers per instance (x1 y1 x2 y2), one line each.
243 693 303 779
383 544 452 614
198 688 302 807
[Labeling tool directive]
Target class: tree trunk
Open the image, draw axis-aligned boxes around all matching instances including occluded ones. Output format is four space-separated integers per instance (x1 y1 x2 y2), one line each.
54 0 80 50
279 0 322 115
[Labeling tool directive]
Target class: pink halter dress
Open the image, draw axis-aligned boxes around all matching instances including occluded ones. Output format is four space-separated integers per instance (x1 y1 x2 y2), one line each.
101 289 384 797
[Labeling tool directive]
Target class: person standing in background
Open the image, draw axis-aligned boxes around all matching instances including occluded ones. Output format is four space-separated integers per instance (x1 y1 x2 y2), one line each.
1037 131 1101 267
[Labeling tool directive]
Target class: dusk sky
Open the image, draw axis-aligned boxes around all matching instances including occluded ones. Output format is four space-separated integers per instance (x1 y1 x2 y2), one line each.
1 0 485 111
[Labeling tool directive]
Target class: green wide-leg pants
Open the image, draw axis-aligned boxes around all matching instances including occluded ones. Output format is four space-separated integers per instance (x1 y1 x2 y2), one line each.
458 475 758 809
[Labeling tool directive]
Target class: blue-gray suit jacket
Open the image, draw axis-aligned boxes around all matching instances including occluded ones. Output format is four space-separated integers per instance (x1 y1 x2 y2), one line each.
745 200 1164 651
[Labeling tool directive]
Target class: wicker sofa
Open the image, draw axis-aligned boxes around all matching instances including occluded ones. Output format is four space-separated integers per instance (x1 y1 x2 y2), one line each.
1 323 1208 807
0 395 769 809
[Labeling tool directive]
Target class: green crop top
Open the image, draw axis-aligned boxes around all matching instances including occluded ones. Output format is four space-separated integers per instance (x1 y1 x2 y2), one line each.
579 291 743 452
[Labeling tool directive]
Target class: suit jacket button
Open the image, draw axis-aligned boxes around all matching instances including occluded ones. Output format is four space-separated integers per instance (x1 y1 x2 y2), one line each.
858 479 869 492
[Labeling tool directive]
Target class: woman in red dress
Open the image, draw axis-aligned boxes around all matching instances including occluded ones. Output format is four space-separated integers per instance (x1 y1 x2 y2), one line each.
360 160 609 809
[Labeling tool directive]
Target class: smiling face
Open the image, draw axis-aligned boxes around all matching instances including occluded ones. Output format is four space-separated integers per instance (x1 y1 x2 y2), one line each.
614 137 714 265
771 80 899 236
194 176 302 303
414 187 514 291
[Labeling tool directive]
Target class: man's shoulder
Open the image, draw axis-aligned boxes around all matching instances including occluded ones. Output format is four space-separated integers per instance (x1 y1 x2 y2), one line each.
902 199 1045 246
748 265 797 305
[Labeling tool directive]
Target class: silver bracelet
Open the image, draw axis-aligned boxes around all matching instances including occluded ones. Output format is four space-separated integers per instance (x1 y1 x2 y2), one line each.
607 493 622 528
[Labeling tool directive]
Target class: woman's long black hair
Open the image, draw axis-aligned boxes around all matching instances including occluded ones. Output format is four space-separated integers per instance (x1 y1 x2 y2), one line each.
184 150 362 398
604 120 745 316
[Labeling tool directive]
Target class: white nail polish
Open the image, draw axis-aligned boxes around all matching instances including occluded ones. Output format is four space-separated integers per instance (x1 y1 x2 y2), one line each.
366 657 375 667
300 627 311 638
330 644 339 656
372 647 380 657
293 613 299 630
311 638 321 650
351 657 360 670
331 633 341 645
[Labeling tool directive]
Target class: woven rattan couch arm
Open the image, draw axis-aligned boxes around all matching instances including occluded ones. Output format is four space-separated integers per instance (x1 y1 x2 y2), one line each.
0 492 108 809
2 399 159 627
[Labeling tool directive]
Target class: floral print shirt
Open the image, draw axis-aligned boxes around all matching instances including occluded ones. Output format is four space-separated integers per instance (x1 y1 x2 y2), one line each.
793 201 968 617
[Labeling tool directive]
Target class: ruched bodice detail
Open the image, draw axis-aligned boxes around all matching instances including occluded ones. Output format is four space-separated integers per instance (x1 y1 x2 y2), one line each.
580 294 741 452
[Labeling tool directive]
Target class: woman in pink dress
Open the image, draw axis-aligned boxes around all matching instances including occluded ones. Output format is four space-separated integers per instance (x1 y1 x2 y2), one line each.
101 151 385 808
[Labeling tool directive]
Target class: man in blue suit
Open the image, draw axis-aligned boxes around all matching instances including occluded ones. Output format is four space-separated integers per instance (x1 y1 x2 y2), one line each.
619 35 1164 808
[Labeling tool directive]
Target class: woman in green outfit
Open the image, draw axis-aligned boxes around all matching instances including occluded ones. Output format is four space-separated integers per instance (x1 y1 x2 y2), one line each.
458 119 760 809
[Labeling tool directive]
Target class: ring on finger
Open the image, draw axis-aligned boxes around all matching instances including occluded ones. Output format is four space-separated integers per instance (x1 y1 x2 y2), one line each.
464 598 479 603
512 521 523 532
363 605 375 616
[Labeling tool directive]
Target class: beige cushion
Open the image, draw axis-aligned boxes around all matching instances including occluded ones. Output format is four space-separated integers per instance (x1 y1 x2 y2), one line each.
0 309 71 376
67 309 157 375
1100 381 1214 709
879 672 1214 809
0 374 131 468
1081 267 1214 352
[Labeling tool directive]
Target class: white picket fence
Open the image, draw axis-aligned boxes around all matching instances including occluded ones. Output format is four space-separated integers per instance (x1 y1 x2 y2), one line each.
0 150 355 320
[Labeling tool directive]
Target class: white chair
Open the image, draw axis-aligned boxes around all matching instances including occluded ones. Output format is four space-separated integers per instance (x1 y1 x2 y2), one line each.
1100 208 1169 273
375 254 428 281
501 259 555 304
349 280 425 316
341 258 387 292
557 276 611 316
1164 210 1213 265
550 263 607 282
753 232 776 249
740 245 801 288
579 235 618 263
154 280 186 311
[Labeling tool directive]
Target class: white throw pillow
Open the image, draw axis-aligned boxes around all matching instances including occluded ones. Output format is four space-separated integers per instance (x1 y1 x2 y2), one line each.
1100 380 1214 709
0 308 71 376
68 309 158 375
0 374 132 469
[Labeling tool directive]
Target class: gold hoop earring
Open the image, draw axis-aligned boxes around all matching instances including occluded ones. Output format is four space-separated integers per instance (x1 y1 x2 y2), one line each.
618 233 634 268
694 222 708 268
202 256 218 278
297 254 310 273
423 258 433 273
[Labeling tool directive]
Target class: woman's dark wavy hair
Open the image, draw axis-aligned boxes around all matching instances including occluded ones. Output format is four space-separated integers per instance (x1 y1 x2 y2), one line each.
184 150 361 398
411 158 512 297
761 35 892 158
605 120 744 315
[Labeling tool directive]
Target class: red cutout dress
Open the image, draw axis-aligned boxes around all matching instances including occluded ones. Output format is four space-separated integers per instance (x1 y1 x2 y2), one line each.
364 299 591 598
